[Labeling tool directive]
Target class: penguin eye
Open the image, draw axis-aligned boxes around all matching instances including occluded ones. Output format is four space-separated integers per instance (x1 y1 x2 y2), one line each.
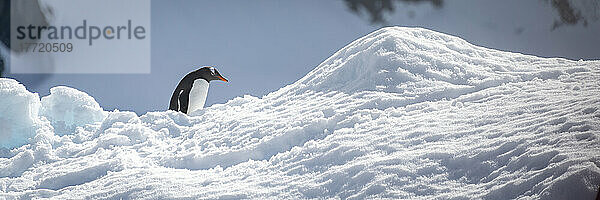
210 67 216 75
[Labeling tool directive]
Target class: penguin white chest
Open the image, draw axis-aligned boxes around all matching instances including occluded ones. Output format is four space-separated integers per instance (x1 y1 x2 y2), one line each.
188 79 209 113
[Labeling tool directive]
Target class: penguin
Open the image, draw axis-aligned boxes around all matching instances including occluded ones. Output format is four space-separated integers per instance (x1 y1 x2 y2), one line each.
169 66 228 114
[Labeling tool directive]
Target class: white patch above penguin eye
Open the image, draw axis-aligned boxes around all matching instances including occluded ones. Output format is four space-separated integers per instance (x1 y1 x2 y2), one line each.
209 67 216 75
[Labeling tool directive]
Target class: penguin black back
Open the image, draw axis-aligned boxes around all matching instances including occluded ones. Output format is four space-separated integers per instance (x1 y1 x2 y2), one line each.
169 66 228 114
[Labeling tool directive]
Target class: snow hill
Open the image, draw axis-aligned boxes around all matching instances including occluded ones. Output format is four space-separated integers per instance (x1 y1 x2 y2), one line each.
1 27 600 199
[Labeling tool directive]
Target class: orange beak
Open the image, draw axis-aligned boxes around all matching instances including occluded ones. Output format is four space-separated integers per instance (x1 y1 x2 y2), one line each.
218 76 228 82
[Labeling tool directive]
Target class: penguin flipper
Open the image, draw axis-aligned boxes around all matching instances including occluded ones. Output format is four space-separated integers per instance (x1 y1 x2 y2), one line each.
169 88 183 111
179 89 191 114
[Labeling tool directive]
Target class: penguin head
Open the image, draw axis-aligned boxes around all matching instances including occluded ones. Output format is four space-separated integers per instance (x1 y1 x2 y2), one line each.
195 66 228 82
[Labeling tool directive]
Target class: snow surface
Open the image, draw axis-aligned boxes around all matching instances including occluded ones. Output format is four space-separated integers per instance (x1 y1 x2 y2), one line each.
1 27 600 199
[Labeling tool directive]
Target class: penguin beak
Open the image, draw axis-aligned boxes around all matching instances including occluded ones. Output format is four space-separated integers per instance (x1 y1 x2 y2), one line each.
217 75 228 82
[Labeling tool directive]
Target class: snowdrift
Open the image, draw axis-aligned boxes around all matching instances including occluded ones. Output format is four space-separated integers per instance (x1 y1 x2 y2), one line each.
1 27 599 199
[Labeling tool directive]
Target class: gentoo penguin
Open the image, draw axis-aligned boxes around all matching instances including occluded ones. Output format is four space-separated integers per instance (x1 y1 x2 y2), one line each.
169 66 228 114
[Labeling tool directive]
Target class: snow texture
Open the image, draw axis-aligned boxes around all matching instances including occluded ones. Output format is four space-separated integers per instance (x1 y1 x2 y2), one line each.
1 27 600 199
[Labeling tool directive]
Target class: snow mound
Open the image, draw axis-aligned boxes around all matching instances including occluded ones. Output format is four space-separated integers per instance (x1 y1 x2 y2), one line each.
279 27 575 106
1 27 600 199
40 86 106 135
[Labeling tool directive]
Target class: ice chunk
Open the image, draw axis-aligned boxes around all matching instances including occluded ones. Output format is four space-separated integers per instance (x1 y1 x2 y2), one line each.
40 86 106 135
0 78 41 149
